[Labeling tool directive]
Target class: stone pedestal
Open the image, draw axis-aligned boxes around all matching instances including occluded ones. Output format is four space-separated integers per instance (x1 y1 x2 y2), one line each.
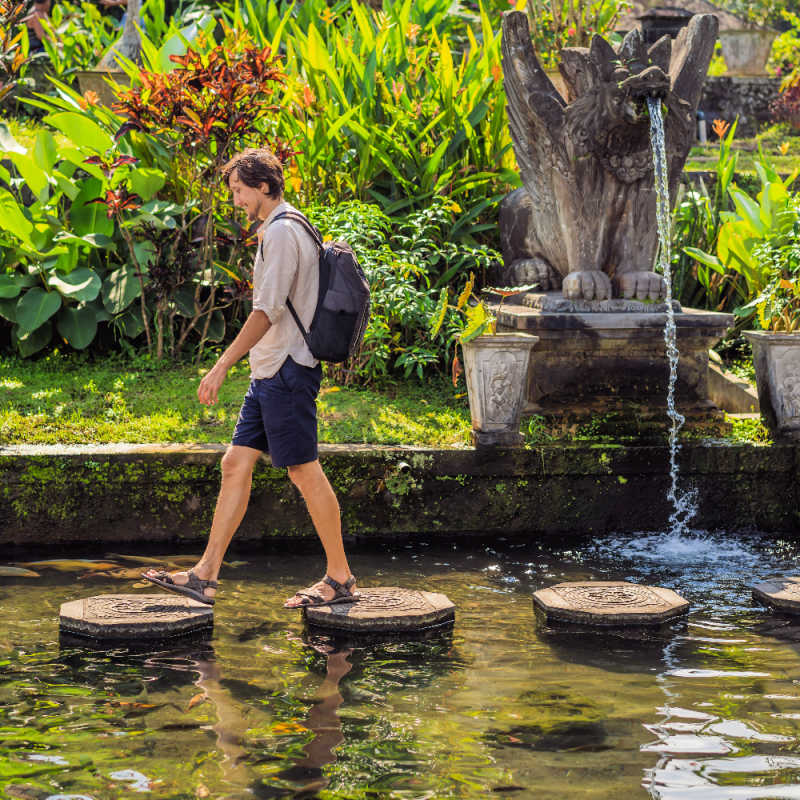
533 581 689 626
496 293 733 427
60 594 213 641
744 331 800 440
304 587 455 633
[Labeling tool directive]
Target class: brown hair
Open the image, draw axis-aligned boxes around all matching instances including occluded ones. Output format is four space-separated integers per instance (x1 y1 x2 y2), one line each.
221 148 284 198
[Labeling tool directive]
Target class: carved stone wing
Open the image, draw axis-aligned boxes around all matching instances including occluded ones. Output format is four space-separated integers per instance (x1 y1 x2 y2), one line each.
501 10 567 197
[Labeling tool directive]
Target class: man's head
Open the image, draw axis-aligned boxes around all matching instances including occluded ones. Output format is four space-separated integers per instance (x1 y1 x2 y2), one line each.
221 148 284 223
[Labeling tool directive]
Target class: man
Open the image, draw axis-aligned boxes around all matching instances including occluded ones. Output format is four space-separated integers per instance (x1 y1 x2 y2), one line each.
144 148 358 609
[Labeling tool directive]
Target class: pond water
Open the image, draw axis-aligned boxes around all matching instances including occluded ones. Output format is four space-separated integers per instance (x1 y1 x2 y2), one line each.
3 532 800 799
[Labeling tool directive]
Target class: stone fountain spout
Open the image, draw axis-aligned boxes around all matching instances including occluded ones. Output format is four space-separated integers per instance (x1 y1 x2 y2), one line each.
499 11 718 302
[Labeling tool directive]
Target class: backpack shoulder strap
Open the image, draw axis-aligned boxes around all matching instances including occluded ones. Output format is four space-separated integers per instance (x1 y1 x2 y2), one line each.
265 209 323 351
269 210 324 251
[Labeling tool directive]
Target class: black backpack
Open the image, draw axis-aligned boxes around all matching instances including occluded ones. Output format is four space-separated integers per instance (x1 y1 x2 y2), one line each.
267 210 370 364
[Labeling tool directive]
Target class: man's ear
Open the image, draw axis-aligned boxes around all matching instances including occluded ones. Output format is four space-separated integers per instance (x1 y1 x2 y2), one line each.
259 182 271 196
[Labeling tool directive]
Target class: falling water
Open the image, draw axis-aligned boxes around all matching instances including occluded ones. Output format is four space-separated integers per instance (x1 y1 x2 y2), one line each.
647 96 697 536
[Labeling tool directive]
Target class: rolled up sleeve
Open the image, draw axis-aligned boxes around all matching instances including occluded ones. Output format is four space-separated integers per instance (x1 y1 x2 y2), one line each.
252 222 299 325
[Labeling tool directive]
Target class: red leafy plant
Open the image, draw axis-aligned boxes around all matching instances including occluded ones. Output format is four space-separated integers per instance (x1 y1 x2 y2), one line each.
104 25 295 359
0 0 28 102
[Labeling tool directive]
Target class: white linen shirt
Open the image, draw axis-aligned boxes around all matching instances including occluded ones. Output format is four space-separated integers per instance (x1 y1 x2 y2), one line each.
249 201 319 379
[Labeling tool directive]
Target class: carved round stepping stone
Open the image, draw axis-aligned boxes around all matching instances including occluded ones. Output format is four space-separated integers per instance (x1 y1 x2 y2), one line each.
304 587 455 633
60 594 213 640
752 577 800 613
533 581 689 626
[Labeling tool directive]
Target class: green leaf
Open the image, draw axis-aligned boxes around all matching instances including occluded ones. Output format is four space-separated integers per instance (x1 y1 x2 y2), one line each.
172 285 196 317
0 188 35 249
48 268 102 302
460 301 490 343
0 296 17 322
14 319 52 357
102 265 142 314
70 177 114 238
9 152 49 200
16 287 62 335
127 168 166 203
34 128 58 174
205 309 225 342
43 112 114 154
684 246 725 274
0 121 26 154
53 231 115 250
56 304 99 349
113 307 145 339
0 274 23 299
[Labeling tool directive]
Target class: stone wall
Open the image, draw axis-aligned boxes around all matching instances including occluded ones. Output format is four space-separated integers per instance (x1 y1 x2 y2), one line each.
1 442 798 548
699 76 781 137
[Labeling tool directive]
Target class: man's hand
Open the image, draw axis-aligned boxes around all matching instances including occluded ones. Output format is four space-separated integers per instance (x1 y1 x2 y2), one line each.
195 310 272 406
198 364 227 406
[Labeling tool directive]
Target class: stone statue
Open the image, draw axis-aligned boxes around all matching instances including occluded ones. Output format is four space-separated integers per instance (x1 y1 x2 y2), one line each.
97 0 143 70
500 11 718 301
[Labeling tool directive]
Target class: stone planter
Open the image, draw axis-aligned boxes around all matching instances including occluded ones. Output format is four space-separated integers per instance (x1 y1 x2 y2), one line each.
461 332 538 447
719 29 777 77
76 69 131 108
744 330 800 440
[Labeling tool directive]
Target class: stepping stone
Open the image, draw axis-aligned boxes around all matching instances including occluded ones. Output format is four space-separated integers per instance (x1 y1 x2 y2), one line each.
304 587 455 633
60 594 213 641
533 581 689 626
752 577 800 613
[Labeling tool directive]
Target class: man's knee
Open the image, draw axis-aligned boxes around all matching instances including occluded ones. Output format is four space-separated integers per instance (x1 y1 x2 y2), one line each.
221 445 260 479
287 460 321 491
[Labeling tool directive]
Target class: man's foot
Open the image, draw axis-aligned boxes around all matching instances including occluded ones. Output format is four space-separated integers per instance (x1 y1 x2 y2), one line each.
284 575 359 609
142 568 218 605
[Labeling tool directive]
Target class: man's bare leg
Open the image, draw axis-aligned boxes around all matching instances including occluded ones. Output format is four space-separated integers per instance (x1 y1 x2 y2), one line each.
284 459 355 607
144 444 262 600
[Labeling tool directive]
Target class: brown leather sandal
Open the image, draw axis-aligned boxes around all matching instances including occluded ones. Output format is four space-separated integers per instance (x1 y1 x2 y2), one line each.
284 575 360 609
142 569 217 606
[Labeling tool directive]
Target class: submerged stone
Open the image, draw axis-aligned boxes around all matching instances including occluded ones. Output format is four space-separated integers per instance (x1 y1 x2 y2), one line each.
304 587 455 633
752 578 800 613
59 594 213 640
533 581 689 626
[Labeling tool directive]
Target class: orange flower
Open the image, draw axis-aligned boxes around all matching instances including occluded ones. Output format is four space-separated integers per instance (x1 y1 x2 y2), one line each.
711 118 730 140
391 79 404 103
406 23 421 41
491 63 502 83
320 7 335 24
78 89 100 110
779 141 790 155
301 84 315 108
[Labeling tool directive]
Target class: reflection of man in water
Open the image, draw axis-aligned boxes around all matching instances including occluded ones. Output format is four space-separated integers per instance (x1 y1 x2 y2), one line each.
23 0 51 53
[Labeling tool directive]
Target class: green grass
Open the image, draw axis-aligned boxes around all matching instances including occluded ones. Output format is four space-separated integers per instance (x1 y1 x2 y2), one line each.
0 352 472 447
685 124 800 175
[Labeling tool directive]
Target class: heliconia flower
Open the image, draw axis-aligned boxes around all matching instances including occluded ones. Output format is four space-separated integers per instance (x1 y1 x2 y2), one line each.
491 64 502 83
391 79 404 103
406 23 421 41
712 118 730 139
301 84 315 108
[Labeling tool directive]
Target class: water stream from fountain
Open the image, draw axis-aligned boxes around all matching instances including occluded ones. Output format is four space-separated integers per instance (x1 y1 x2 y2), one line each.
647 96 698 536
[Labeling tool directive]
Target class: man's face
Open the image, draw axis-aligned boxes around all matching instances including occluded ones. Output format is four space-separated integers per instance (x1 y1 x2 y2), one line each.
228 170 269 222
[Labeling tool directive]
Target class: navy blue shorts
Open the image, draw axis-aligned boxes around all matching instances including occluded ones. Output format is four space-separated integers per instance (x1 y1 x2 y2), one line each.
231 356 322 467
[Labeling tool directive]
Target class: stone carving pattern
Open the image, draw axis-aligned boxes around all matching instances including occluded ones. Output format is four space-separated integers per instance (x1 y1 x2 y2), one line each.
483 350 520 424
552 584 665 609
774 352 800 420
500 11 718 300
86 596 198 619
352 589 430 612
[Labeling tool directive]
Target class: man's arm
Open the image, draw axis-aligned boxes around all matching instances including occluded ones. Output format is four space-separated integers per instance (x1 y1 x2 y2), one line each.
197 309 271 406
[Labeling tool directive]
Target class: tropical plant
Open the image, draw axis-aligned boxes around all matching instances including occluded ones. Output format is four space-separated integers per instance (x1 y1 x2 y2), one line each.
740 203 800 331
109 24 292 359
684 147 800 326
672 119 740 311
525 0 631 69
224 0 518 242
0 0 28 103
308 199 500 383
